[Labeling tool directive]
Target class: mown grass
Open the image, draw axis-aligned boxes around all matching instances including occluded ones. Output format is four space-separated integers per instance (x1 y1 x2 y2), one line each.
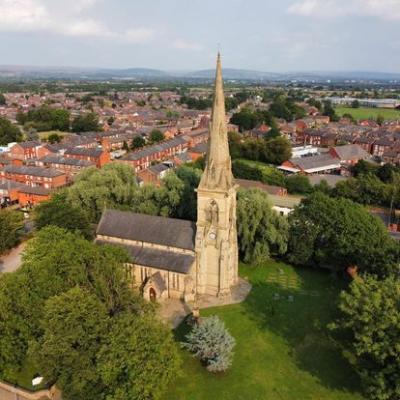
166 261 364 400
336 106 400 121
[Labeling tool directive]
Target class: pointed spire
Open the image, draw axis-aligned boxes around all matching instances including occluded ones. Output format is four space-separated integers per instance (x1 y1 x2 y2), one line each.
199 53 234 191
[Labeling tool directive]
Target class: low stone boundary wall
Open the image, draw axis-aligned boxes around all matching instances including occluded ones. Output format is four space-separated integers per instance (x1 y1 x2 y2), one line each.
0 380 61 400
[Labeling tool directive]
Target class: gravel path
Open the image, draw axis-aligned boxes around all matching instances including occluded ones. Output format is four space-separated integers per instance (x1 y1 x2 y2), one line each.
0 242 26 273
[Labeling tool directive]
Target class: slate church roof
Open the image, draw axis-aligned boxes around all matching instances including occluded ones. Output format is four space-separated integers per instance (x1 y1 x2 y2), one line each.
97 240 195 274
97 209 196 251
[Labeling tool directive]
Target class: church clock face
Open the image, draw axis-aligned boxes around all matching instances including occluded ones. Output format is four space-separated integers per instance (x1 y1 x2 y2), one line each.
209 232 216 240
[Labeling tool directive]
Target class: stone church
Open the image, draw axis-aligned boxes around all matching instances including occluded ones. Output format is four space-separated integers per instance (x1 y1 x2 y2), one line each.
96 54 239 302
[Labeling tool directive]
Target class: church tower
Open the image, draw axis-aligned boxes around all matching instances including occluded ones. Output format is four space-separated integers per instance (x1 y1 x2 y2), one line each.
195 53 239 297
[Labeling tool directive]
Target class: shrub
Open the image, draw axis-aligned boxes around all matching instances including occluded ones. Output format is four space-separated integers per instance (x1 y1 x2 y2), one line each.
182 316 235 373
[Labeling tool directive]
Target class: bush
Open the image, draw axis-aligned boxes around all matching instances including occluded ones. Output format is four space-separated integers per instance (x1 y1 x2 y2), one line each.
182 316 235 373
286 174 313 194
0 210 24 255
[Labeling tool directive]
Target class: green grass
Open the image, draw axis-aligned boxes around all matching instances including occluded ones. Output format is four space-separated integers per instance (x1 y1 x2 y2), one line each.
166 261 364 400
37 130 70 140
336 106 400 121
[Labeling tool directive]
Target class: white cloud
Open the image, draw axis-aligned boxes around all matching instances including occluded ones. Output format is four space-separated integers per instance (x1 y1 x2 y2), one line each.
0 0 155 43
288 0 400 20
0 0 50 31
173 39 203 51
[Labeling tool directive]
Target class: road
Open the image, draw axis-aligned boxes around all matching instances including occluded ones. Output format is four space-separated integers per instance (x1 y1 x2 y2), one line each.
0 242 26 273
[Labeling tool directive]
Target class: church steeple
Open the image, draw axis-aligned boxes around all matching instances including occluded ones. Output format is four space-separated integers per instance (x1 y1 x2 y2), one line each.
199 53 234 191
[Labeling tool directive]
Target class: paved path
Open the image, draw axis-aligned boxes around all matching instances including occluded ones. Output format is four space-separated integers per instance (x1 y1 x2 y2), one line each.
0 242 26 273
159 278 252 328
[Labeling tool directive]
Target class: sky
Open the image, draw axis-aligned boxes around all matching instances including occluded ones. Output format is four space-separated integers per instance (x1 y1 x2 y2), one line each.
0 0 400 72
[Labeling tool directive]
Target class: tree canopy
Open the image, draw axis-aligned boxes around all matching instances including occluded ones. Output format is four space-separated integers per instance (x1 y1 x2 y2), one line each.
331 276 400 400
0 116 22 145
237 189 288 264
0 209 24 255
287 192 400 277
72 112 101 133
0 227 180 400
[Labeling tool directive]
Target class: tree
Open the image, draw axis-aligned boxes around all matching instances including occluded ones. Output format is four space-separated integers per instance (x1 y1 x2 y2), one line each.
376 114 385 126
47 133 62 144
0 116 22 145
149 129 164 143
322 100 339 122
16 105 70 132
331 276 400 400
72 112 101 133
230 109 260 132
98 313 181 400
351 160 378 177
0 210 24 255
34 192 92 239
131 135 145 149
351 100 360 108
287 192 400 277
122 140 129 151
0 226 139 378
66 163 138 222
0 93 6 105
263 136 292 165
52 109 70 131
286 175 313 194
182 316 235 373
30 287 109 400
237 189 288 264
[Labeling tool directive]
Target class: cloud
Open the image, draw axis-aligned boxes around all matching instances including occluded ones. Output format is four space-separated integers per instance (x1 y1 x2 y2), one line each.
0 0 155 43
288 0 400 20
173 39 203 51
0 0 50 31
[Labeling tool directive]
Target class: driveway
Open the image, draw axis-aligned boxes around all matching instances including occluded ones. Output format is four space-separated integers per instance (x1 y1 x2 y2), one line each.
0 242 26 273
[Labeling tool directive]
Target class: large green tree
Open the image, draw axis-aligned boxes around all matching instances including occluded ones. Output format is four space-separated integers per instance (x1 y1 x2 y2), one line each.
331 276 400 400
34 192 93 238
0 116 22 145
98 313 180 400
0 227 179 399
0 210 24 255
237 189 288 264
31 287 109 400
72 112 101 132
66 163 138 222
287 192 400 277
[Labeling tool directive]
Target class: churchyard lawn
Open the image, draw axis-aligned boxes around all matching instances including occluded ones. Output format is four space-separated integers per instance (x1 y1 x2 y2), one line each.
166 261 364 400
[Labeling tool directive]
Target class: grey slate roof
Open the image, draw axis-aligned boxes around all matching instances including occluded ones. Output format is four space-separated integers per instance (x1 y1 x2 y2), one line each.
332 144 371 161
121 136 187 161
40 155 94 167
3 165 65 178
96 240 194 274
289 154 340 172
64 147 104 157
97 209 196 251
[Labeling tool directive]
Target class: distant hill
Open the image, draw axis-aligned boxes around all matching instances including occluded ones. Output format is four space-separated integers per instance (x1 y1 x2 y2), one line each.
0 65 399 82
186 68 281 80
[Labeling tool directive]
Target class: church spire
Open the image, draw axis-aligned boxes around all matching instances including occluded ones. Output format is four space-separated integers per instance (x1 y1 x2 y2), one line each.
199 53 234 191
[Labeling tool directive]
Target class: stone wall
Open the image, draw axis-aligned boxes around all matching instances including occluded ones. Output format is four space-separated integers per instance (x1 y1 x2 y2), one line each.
0 380 61 400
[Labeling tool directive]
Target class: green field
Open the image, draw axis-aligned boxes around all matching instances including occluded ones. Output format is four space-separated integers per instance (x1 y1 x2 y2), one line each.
336 106 400 121
166 261 364 400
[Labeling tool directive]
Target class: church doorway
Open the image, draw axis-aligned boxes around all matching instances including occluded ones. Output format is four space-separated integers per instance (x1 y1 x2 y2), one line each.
149 288 157 302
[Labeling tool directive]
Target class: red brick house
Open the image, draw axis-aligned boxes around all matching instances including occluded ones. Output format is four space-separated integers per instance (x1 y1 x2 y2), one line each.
64 147 111 168
9 141 51 161
0 165 67 188
119 136 188 172
18 186 51 206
